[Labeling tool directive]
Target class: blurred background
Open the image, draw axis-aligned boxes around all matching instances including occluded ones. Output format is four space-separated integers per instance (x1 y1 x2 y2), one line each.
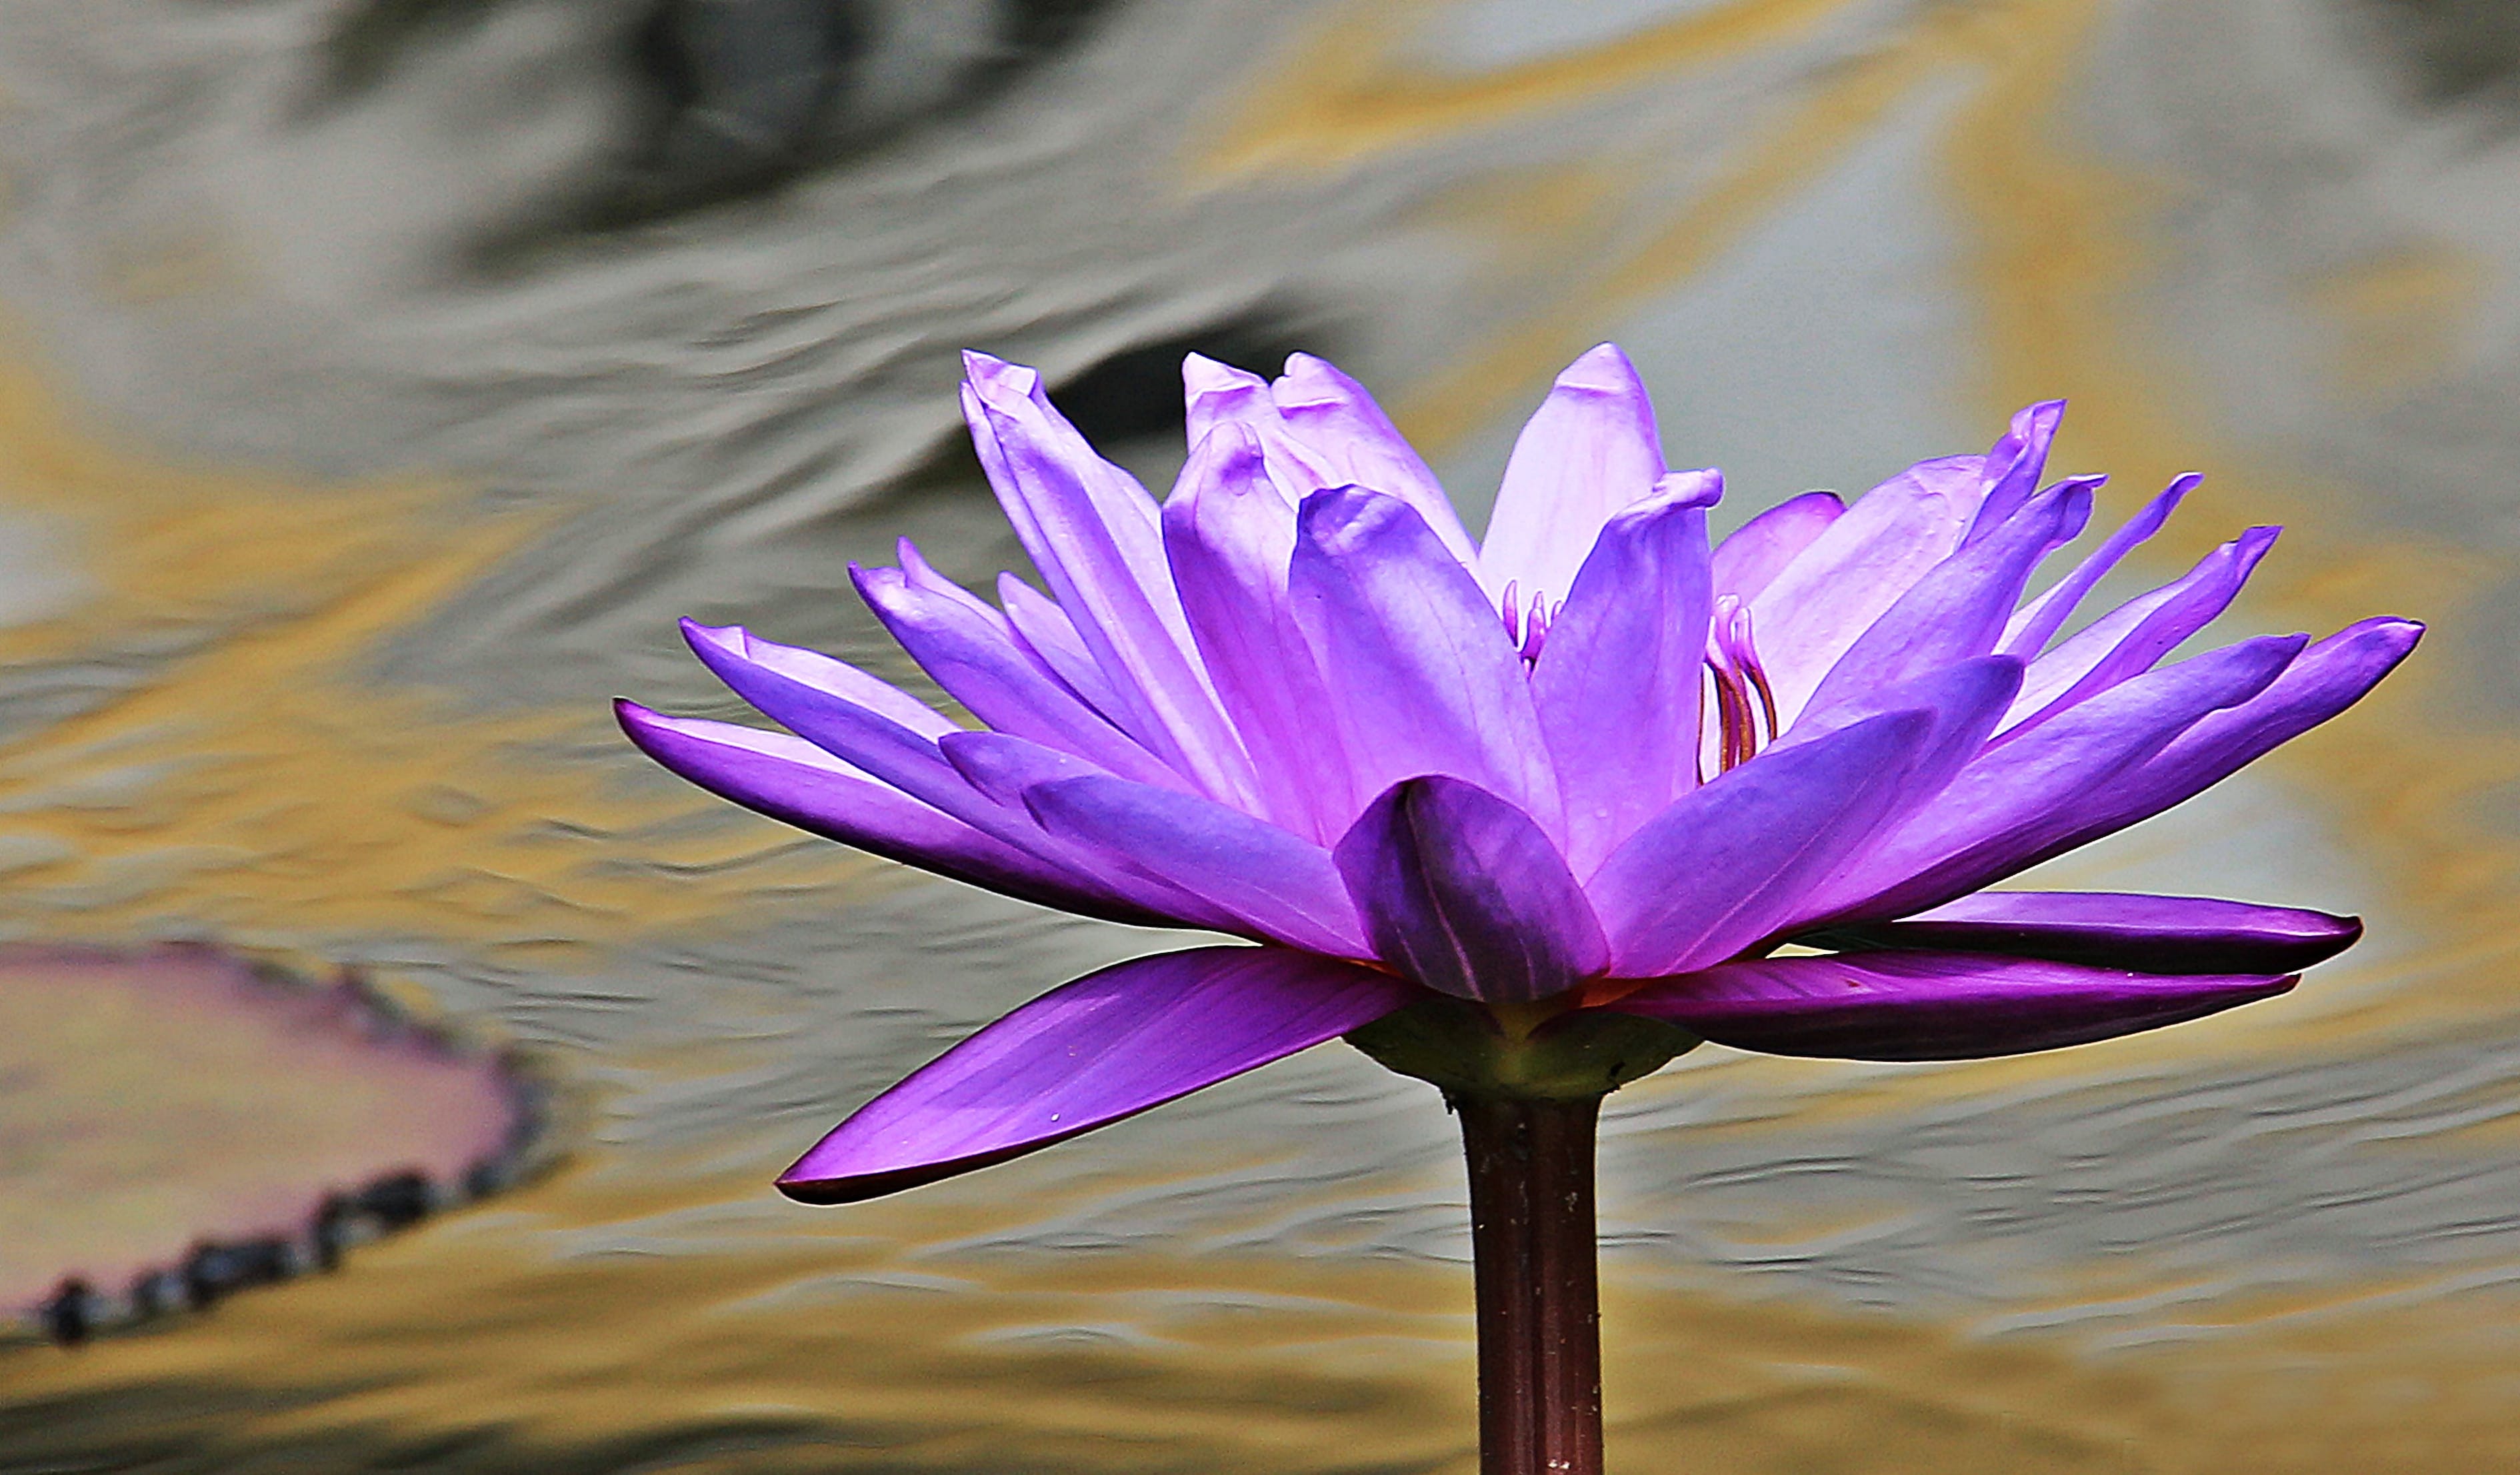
0 1 2515 1469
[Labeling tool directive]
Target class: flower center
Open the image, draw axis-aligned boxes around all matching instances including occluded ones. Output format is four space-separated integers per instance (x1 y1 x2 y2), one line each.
1498 580 1559 666
1703 595 1777 777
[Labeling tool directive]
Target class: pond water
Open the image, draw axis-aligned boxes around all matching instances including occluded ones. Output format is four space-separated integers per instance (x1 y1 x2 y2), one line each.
3 1 2519 1469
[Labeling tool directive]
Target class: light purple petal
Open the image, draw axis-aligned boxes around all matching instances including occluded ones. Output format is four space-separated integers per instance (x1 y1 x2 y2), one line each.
1999 525 2279 738
1587 709 1933 976
1271 352 1479 564
1163 426 1357 842
683 618 957 738
1181 354 1335 510
1747 454 1987 725
1817 633 2311 921
615 701 1165 926
1023 772 1367 955
851 562 1189 792
1477 344 1667 607
681 619 978 814
2003 473 2198 657
1796 478 2094 728
1290 488 1563 836
997 572 1127 720
1962 400 2066 545
961 355 1259 806
776 946 1419 1203
1531 469 1719 874
1710 490 1843 602
1819 891 2361 974
1333 776 1608 1003
1606 950 2295 1060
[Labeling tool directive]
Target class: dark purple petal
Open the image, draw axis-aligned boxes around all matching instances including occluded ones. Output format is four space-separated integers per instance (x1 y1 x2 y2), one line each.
1271 352 1479 564
1605 950 2295 1060
1999 525 2279 738
615 702 1166 926
1023 772 1367 955
997 572 1127 720
777 946 1420 1203
1477 344 1666 607
1962 400 2066 545
1333 776 1608 1003
1819 891 2361 974
1587 709 1933 976
2003 473 2197 657
851 562 1189 792
1163 425 1357 842
1290 489 1563 834
1710 490 1842 602
1817 633 2310 922
962 356 1259 805
1797 477 2093 728
1747 454 1985 724
1531 470 1719 874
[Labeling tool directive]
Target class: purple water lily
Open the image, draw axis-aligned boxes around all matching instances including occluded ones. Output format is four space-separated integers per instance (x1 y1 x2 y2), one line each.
619 345 2416 1206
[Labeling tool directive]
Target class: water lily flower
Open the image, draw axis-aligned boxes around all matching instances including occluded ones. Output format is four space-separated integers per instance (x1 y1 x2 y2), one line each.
618 345 2417 1208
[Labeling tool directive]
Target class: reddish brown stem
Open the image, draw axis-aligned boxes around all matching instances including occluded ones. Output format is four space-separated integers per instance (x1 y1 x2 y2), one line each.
1455 1092 1604 1475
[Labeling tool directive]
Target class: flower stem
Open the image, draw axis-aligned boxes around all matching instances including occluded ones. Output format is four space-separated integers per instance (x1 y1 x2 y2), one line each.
1454 1092 1605 1475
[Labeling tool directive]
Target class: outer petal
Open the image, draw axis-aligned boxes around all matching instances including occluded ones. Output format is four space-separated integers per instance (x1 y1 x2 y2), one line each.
1290 489 1563 834
1710 490 1843 602
1164 425 1357 841
1023 772 1367 956
1747 454 1986 725
1605 950 2295 1060
1531 469 1719 874
1796 477 2095 727
2027 616 2424 864
851 563 1187 792
776 947 1420 1203
1477 344 1667 605
961 355 1259 805
1587 709 1933 976
2002 473 2197 657
1999 526 2279 737
1817 891 2361 974
1271 351 1479 563
997 572 1127 720
1819 633 2309 921
1333 776 1608 1003
615 702 1165 926
1962 399 2066 545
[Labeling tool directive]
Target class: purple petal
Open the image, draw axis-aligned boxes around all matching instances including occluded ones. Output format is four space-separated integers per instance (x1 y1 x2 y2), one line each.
777 946 1419 1203
961 355 1258 805
1163 425 1357 841
1181 355 1337 509
1023 772 1367 955
1606 950 2295 1060
1271 352 1478 564
1999 526 2279 738
2003 473 2197 657
1817 633 2310 921
2033 616 2424 861
1587 709 1933 976
1333 776 1607 1003
1710 490 1843 602
851 562 1188 792
1747 454 1986 725
928 730 1253 931
1477 344 1666 607
1531 470 1719 874
615 702 1165 926
1820 891 2361 974
681 619 977 813
1289 489 1563 835
1962 400 2066 545
997 573 1127 720
1797 478 2095 729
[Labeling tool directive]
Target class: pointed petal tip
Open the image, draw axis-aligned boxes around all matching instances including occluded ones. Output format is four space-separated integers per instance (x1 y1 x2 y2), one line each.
1555 342 1645 393
1654 467 1724 509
